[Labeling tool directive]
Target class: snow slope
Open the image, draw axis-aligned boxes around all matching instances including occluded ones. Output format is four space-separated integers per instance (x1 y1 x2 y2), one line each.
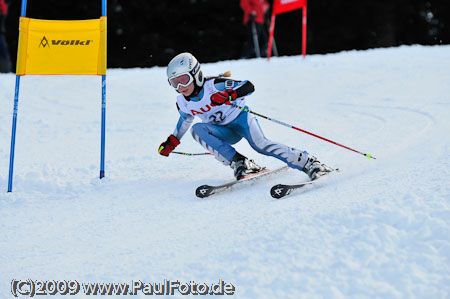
1 45 449 298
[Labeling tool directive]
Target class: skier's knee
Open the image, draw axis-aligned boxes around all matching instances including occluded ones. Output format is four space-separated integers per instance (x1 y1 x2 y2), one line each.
191 123 206 139
191 123 202 134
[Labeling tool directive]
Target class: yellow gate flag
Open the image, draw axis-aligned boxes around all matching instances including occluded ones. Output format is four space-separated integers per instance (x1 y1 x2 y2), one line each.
16 16 107 75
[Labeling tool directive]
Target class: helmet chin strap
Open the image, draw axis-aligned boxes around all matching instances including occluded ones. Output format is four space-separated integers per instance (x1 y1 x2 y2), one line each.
180 83 201 99
190 83 202 97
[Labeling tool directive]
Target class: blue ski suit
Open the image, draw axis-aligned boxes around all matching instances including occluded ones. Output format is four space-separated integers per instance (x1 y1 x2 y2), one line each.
172 78 311 170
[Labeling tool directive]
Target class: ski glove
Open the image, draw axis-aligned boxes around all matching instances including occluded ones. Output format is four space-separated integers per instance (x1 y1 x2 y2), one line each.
158 135 180 156
210 89 237 106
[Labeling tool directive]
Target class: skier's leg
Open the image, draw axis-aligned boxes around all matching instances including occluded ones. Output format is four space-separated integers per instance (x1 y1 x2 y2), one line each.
191 122 263 179
230 111 310 170
233 112 333 179
191 122 242 165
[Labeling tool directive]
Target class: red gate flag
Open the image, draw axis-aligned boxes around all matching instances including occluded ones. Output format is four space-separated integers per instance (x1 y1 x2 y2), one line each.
273 0 306 15
268 0 307 59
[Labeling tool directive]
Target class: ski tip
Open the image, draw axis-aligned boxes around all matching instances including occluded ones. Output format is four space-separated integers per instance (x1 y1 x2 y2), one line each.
195 185 213 198
270 184 289 199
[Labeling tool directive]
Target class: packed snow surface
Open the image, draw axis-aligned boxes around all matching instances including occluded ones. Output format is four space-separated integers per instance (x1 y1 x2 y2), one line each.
1 45 449 298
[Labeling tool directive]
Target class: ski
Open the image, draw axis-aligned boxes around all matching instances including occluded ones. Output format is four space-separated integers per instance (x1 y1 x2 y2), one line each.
196 166 289 198
270 180 316 199
270 168 340 199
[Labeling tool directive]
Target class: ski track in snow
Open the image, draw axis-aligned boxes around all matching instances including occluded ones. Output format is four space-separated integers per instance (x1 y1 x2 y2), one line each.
1 45 450 298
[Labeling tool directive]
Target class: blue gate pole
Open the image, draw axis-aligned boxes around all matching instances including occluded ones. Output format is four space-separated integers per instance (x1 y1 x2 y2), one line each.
8 77 22 192
100 75 106 179
7 0 28 192
99 0 107 179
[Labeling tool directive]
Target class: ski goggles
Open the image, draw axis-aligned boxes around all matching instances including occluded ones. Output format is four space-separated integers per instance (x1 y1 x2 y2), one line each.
168 73 194 90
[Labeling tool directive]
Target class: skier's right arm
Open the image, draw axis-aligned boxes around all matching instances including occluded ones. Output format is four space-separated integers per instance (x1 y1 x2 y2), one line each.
158 104 194 157
172 107 194 140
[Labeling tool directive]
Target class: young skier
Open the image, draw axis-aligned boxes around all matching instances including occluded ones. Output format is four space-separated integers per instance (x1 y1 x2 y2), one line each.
158 52 333 180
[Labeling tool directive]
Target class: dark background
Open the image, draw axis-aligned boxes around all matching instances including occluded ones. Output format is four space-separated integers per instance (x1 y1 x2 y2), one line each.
3 0 449 70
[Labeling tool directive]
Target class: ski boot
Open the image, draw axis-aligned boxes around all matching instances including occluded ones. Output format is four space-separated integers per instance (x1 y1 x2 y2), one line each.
230 153 263 180
302 156 334 180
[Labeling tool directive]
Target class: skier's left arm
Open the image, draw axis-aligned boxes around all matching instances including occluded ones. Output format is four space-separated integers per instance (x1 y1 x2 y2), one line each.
210 79 255 106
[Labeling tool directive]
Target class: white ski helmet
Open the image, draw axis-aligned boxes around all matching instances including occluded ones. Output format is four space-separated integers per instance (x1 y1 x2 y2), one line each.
167 52 204 90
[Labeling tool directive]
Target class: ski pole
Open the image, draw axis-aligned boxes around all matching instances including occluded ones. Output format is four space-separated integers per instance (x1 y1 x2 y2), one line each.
172 151 212 156
229 103 376 160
